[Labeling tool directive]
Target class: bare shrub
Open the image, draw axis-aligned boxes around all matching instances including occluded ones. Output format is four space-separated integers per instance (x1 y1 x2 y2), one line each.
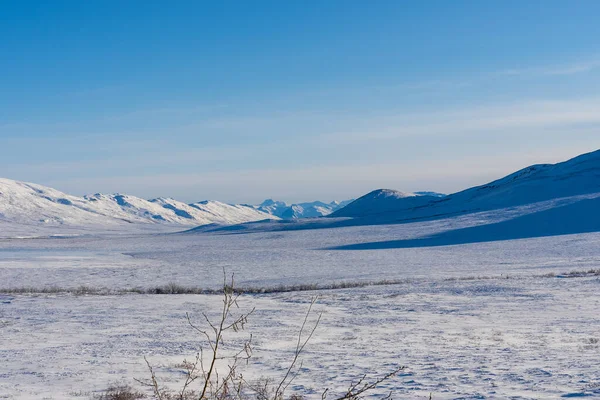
93 384 145 400
132 272 404 400
136 272 256 400
8 267 600 296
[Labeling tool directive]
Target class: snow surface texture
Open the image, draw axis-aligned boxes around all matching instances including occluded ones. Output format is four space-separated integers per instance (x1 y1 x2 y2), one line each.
2 206 600 292
0 178 276 238
2 270 600 399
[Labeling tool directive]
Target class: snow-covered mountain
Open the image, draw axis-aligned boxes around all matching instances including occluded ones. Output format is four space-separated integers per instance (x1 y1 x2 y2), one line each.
202 149 600 243
255 199 289 218
256 199 353 219
4 149 599 240
330 190 442 218
148 197 277 226
436 149 600 213
0 178 275 236
330 149 600 223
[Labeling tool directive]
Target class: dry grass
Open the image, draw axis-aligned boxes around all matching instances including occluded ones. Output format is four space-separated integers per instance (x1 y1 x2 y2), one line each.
4 268 600 296
93 384 145 400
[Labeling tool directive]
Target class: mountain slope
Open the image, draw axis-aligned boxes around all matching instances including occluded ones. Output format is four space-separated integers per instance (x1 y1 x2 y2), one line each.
331 149 600 223
0 178 275 235
439 149 600 213
209 149 600 239
0 179 133 228
330 193 600 250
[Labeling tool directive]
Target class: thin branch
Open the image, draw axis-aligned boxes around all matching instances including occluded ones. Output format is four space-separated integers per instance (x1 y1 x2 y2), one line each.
333 366 405 399
274 296 322 399
134 356 164 400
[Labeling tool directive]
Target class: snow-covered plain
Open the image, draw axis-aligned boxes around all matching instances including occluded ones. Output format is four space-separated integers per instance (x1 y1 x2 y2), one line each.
2 208 600 399
3 199 600 291
2 268 600 399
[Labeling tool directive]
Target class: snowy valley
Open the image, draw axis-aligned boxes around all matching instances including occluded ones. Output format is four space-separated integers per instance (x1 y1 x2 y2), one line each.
2 149 600 399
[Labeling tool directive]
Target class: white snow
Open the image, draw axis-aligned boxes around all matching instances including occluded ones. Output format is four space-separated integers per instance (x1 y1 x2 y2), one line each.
2 202 600 398
0 178 276 238
2 237 600 398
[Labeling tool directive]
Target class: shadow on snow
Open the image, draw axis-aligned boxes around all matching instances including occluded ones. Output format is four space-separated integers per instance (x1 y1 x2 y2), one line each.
328 197 600 250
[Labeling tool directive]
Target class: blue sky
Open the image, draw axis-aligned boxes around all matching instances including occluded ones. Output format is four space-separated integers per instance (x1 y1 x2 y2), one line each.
1 1 600 203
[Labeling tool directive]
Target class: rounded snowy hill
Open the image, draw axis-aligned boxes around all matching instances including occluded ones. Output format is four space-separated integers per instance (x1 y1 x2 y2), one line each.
331 189 440 219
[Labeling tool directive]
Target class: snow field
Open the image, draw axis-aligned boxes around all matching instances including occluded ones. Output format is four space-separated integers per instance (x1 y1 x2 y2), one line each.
2 275 600 399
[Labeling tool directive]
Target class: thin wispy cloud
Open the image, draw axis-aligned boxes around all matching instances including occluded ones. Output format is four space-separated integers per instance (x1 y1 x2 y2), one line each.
322 97 600 143
501 59 600 76
4 45 600 203
45 141 598 204
4 93 600 203
372 79 472 92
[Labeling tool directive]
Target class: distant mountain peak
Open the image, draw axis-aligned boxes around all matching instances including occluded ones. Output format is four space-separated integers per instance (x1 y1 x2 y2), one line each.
367 189 417 198
256 198 354 219
260 199 287 207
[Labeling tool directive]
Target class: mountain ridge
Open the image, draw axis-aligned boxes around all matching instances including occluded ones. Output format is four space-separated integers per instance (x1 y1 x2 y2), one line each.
0 178 276 235
255 198 354 219
329 149 600 222
192 148 600 239
3 149 599 239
